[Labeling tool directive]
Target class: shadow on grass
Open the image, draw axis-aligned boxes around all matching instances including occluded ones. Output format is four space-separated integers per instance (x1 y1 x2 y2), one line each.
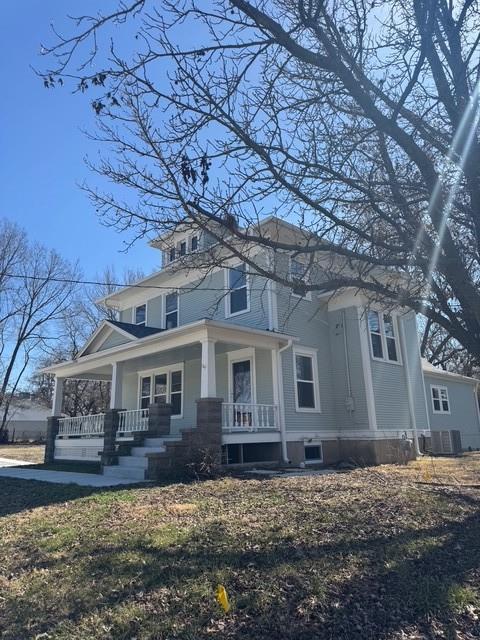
4 487 480 639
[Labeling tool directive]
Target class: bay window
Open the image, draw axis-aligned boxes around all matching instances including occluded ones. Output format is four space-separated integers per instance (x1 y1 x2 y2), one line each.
368 310 400 363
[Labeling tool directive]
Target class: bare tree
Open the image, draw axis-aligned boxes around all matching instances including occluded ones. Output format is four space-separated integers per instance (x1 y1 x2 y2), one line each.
0 220 78 437
41 1 480 362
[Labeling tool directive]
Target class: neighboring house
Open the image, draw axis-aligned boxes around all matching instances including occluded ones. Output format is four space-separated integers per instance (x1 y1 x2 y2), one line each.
422 359 480 450
42 217 441 480
4 395 49 441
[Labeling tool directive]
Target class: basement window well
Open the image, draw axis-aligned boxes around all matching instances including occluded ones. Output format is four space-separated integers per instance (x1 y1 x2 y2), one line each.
304 444 323 463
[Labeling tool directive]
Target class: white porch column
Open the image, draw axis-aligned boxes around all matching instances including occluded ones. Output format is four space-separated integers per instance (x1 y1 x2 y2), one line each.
110 362 124 409
200 339 217 398
52 376 64 416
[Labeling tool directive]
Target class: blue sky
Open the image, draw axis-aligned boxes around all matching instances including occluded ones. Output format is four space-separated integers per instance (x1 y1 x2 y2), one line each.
0 2 160 277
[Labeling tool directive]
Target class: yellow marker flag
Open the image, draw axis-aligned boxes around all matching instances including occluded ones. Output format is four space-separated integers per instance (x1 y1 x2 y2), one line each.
216 584 230 613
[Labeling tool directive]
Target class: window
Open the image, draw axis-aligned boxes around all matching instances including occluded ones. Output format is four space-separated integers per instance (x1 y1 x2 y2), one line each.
294 349 320 411
179 241 187 256
304 444 323 463
138 366 183 416
169 247 176 263
191 236 198 252
431 385 450 414
165 292 178 329
226 263 249 316
290 258 311 300
368 310 400 363
134 304 146 326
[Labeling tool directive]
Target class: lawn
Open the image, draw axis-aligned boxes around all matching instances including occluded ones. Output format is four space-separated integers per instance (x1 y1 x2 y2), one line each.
0 443 45 463
0 456 479 639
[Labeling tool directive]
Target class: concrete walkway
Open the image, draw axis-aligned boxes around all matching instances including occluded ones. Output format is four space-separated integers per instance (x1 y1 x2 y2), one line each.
0 461 145 487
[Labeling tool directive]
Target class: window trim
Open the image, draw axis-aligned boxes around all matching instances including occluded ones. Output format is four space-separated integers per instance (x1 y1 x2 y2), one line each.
293 347 321 413
163 290 179 330
132 303 147 327
367 310 402 365
430 384 451 415
224 263 250 318
289 257 312 301
137 363 184 419
304 442 323 464
190 235 199 252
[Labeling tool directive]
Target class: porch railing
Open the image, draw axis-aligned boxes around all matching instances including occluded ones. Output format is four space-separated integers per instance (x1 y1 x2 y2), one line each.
57 413 105 437
222 403 280 432
118 408 149 433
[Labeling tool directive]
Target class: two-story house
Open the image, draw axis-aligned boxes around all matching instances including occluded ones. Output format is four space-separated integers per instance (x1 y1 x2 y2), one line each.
42 217 473 481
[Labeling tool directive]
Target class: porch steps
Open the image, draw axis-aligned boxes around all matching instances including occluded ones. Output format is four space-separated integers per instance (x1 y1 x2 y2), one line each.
143 436 181 447
103 465 146 481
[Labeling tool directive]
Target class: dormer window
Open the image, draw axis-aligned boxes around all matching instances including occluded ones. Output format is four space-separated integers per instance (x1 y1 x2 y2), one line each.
180 241 187 256
169 247 176 263
191 236 198 252
134 304 146 327
290 258 312 300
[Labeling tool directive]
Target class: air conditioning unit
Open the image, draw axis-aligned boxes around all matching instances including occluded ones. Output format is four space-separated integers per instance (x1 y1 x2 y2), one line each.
431 430 462 455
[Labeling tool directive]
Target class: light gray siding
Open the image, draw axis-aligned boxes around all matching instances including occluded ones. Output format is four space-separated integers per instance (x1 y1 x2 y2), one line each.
402 312 429 430
424 373 480 449
327 307 369 430
98 331 131 351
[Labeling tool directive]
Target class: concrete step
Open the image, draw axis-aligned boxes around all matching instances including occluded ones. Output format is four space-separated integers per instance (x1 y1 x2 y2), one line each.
143 436 181 447
103 465 146 481
118 455 149 469
131 445 166 456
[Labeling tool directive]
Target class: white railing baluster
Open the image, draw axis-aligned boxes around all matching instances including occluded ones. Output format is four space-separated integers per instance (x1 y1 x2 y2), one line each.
57 413 105 437
221 403 280 432
117 408 149 434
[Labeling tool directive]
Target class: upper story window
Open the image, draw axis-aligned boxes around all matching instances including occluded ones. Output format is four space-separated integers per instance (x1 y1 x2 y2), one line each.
165 234 199 266
431 385 450 414
226 263 249 316
180 241 187 256
169 247 176 263
191 236 198 252
290 258 312 300
293 348 320 412
368 310 399 363
133 304 146 326
165 292 178 329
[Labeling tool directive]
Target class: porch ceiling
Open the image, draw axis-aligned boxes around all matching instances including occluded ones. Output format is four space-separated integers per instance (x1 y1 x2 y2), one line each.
40 319 296 379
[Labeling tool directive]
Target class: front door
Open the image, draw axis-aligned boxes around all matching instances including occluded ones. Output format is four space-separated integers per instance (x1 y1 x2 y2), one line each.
232 359 252 426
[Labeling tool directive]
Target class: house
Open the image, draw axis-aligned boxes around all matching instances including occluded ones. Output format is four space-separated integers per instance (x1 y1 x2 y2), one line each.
422 359 480 450
42 217 437 480
3 395 49 441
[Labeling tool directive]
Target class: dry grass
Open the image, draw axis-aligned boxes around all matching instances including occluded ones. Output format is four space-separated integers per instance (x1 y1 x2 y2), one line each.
0 456 479 639
377 451 480 486
0 443 45 463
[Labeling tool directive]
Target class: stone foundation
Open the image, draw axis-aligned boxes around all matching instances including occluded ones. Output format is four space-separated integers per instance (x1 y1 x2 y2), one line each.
287 437 416 467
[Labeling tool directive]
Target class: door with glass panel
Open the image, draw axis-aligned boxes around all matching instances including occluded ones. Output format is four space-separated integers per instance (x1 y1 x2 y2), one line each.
231 359 252 427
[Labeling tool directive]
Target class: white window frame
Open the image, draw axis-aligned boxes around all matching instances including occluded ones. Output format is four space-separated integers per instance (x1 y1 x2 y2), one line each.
304 442 323 464
224 263 250 318
132 303 147 327
190 235 199 252
367 310 402 365
227 347 257 404
430 384 451 414
293 347 321 413
289 257 312 301
163 290 179 330
179 240 187 256
137 363 184 419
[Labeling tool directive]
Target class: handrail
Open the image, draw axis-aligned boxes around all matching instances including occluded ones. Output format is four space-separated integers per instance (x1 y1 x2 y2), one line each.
118 408 149 433
57 413 105 437
222 402 279 432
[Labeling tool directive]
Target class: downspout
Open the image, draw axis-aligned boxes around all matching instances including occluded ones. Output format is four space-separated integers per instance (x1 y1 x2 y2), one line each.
277 339 294 463
399 317 421 456
342 310 353 401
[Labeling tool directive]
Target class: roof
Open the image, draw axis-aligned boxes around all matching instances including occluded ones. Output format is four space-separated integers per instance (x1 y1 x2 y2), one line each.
421 358 479 385
108 320 164 339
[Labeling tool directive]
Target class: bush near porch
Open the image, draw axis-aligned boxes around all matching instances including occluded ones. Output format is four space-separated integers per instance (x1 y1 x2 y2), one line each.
0 456 479 639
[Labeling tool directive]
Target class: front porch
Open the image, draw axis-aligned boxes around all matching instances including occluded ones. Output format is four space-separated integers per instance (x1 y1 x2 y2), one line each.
44 320 293 474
